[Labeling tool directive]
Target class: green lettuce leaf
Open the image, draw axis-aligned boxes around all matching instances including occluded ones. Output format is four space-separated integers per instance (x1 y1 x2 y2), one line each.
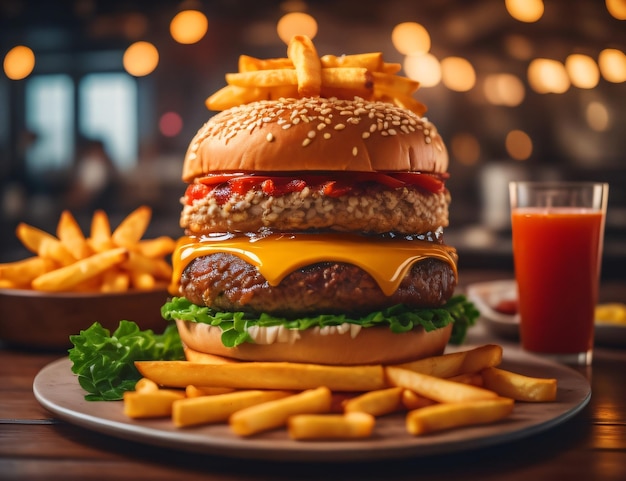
68 320 184 401
161 295 478 348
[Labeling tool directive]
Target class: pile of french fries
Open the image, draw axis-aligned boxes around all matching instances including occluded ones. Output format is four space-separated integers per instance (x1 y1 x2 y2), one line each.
124 344 557 440
206 35 427 116
0 206 175 293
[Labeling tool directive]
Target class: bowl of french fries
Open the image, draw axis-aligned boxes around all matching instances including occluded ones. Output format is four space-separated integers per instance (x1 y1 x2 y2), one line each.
0 206 176 349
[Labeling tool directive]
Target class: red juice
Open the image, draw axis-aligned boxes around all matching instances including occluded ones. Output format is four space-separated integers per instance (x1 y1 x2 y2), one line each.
511 208 604 354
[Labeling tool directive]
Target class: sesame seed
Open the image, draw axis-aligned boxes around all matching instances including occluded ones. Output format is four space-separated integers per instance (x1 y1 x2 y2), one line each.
282 123 292 130
334 123 346 130
317 123 326 130
307 130 316 139
362 132 370 139
352 146 358 156
302 138 312 147
388 129 397 135
266 133 274 142
323 133 331 139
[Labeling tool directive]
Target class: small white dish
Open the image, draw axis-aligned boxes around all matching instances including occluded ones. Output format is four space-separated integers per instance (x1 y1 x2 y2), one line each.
466 279 626 348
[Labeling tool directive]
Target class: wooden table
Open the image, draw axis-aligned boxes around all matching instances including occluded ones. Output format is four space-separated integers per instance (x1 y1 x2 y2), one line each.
1 270 625 481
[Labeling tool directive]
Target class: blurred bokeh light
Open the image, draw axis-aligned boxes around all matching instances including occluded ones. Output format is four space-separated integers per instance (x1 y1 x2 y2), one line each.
123 41 159 77
277 12 318 44
3 46 35 80
170 10 209 45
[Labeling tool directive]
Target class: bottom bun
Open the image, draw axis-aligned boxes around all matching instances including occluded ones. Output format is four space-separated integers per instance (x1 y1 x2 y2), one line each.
175 319 453 365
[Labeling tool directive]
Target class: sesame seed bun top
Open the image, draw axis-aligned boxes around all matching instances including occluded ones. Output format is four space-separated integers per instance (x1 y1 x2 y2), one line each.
182 96 448 183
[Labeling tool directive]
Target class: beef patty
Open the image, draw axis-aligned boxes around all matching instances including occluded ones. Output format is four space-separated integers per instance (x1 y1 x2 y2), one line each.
180 253 457 318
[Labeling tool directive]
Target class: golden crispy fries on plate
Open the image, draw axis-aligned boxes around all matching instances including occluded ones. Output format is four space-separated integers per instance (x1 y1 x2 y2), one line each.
122 345 559 440
123 389 185 419
385 366 498 404
481 367 557 402
135 360 386 392
229 386 332 436
396 344 503 378
288 412 375 440
401 389 436 410
185 385 235 398
173 390 293 428
343 387 404 417
406 397 515 436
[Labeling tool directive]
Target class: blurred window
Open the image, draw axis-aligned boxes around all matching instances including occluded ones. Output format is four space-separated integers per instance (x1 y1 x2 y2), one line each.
79 73 137 172
23 72 137 176
25 74 74 174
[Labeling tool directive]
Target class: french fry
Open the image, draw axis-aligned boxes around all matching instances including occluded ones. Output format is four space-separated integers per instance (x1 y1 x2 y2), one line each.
382 62 402 74
135 360 386 392
395 344 503 378
390 93 428 116
226 69 297 88
321 67 373 91
206 85 268 111
288 412 375 440
111 205 151 249
56 210 91 260
183 346 238 364
173 390 292 427
122 252 172 280
406 397 515 436
372 71 420 97
320 52 383 71
229 386 332 436
89 209 114 253
385 366 498 404
134 378 159 393
16 223 75 266
100 269 130 293
123 389 185 419
266 84 299 100
238 55 293 72
31 247 128 292
343 387 404 417
401 389 436 410
135 236 177 259
287 35 322 97
128 270 156 291
481 367 557 402
37 236 77 266
0 256 55 286
448 372 484 387
185 385 235 398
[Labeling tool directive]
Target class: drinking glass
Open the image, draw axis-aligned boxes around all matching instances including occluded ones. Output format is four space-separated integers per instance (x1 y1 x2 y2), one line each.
509 181 608 365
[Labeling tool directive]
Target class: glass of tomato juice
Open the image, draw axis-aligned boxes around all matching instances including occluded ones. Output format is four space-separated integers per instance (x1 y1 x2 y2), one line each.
509 182 608 365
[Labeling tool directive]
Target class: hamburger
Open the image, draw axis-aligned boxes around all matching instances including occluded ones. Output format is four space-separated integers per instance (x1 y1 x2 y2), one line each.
162 43 476 366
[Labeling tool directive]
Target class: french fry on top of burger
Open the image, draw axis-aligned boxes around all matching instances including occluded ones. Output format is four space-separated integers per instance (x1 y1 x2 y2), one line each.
205 34 425 115
0 206 175 292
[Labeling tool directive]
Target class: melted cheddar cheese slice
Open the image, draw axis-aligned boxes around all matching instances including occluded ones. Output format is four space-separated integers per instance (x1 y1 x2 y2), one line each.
170 233 457 297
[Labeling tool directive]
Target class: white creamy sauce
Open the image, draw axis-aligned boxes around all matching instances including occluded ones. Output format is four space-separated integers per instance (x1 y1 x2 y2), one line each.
245 323 362 345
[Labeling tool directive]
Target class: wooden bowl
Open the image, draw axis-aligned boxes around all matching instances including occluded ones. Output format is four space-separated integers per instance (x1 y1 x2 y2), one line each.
0 288 170 350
